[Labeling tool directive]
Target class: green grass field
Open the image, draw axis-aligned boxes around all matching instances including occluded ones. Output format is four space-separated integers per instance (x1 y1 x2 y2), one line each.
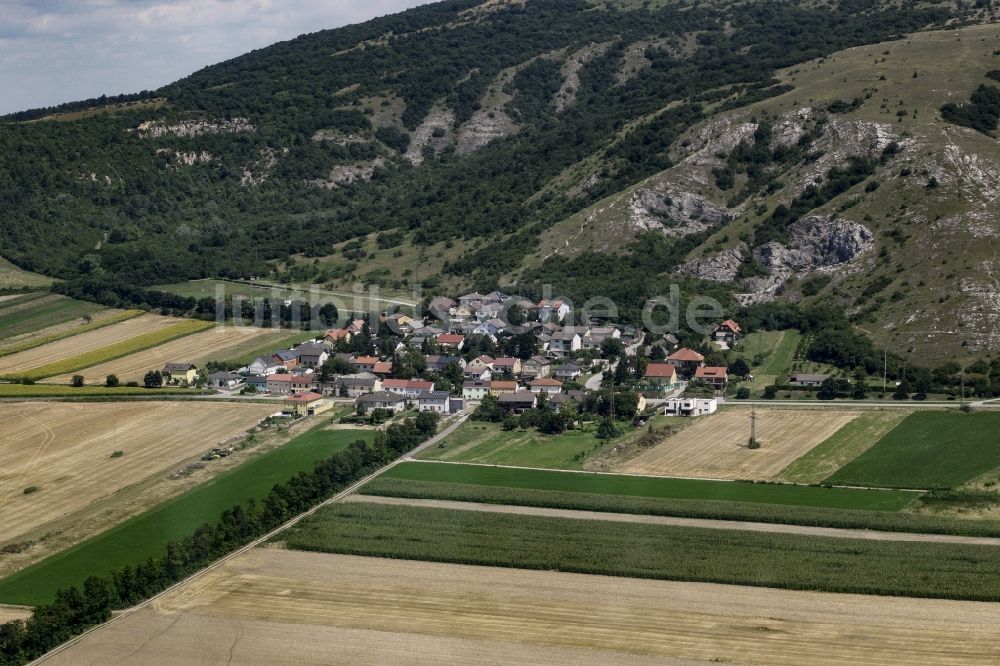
419 421 629 469
0 427 373 606
380 462 916 510
777 411 909 484
360 477 1000 538
0 257 54 290
759 329 801 375
0 294 105 341
826 412 1000 489
0 309 143 358
282 502 1000 601
154 278 416 310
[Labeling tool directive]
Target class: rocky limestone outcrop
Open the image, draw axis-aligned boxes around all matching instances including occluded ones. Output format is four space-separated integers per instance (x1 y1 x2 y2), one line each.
241 147 288 187
156 149 215 165
554 42 612 113
405 106 456 165
135 118 255 139
678 246 746 282
309 158 386 189
455 108 518 155
736 215 874 303
628 188 732 236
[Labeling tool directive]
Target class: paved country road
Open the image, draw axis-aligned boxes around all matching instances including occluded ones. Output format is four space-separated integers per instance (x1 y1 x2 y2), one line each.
345 495 1000 547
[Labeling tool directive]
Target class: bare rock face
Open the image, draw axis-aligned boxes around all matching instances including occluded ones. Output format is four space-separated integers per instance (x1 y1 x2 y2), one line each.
455 109 518 155
678 246 746 282
405 107 456 165
736 215 873 303
308 158 386 189
241 147 288 187
554 42 612 113
135 118 255 139
629 189 732 236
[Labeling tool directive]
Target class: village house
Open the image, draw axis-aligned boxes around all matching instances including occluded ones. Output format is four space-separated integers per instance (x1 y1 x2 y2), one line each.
475 302 504 322
521 355 552 379
462 380 491 401
490 380 518 396
436 333 465 351
537 298 571 322
245 375 268 392
352 356 379 373
266 373 314 396
330 373 381 398
463 366 492 381
553 363 583 381
581 326 620 350
283 391 332 417
247 356 280 376
295 342 329 369
324 328 352 344
424 354 466 372
417 390 451 413
790 373 830 387
372 360 394 376
428 296 457 320
346 319 367 335
207 371 243 390
356 391 407 413
467 355 495 373
662 397 718 417
547 390 586 412
162 363 198 385
713 319 741 347
644 363 679 393
458 292 486 308
499 391 537 412
529 377 563 395
695 366 729 392
492 357 522 376
667 348 706 377
474 318 507 337
450 303 477 323
273 349 300 371
549 330 581 355
382 378 434 399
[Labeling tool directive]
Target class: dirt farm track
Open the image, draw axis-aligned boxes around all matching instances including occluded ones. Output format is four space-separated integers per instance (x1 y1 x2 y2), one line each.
0 401 278 545
45 549 1000 665
617 408 861 480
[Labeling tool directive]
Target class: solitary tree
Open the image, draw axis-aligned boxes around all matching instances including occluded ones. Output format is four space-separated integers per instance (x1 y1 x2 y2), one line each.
105 374 120 388
71 375 85 388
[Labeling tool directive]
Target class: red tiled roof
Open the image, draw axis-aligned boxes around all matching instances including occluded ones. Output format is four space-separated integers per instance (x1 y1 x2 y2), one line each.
717 319 741 333
644 363 677 379
493 357 518 366
286 391 324 403
437 334 465 344
372 361 393 374
695 366 728 379
383 379 433 389
353 356 379 365
490 380 517 390
325 329 351 340
668 348 705 362
266 374 293 382
530 377 562 386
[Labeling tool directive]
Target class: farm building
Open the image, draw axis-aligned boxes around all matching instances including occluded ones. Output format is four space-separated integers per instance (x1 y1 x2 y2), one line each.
790 373 830 387
266 374 315 396
490 380 518 396
661 397 718 417
207 371 243 390
295 342 329 368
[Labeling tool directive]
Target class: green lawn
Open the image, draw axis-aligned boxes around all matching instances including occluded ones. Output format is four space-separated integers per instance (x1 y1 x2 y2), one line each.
759 329 801 375
0 384 203 397
0 295 105 341
281 502 1000 601
777 411 909 484
419 421 619 469
825 412 1000 489
154 278 415 310
381 462 916 510
0 427 373 606
0 257 55 290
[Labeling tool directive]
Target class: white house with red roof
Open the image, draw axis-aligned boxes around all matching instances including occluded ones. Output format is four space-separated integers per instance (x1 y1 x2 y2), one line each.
695 366 729 391
644 362 679 392
713 319 741 346
666 348 706 377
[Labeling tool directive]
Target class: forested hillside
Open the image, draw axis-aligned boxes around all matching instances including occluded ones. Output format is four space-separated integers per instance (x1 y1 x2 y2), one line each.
1 0 996 355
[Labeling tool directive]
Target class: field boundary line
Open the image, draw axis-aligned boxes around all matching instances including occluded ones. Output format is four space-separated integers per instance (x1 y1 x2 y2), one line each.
0 310 145 359
345 495 1000 546
403 459 925 493
29 409 471 665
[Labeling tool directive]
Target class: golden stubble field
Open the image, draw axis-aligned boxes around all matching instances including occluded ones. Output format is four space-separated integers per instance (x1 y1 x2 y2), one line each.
47 326 291 384
616 408 861 480
46 549 1000 665
0 313 177 375
0 401 278 545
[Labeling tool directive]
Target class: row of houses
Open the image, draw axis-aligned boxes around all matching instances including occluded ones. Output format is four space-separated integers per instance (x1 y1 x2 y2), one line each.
641 347 730 394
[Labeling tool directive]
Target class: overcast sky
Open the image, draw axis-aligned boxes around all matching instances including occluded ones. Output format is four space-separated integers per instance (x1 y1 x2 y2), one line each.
0 0 434 115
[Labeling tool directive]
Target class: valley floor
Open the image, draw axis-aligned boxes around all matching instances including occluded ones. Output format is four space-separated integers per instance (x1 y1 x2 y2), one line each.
44 549 1000 665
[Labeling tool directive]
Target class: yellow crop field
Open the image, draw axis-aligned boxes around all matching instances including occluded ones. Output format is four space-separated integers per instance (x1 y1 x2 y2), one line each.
0 309 144 358
47 550 1000 665
47 326 298 384
0 401 278 545
616 408 861 480
0 313 177 375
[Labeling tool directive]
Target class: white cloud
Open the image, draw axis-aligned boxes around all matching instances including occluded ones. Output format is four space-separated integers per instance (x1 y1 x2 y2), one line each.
0 0 434 114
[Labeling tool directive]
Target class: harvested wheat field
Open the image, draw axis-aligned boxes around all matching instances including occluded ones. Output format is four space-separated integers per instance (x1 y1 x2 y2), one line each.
48 326 290 384
617 408 861 480
0 401 277 544
0 313 177 375
45 549 1000 665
